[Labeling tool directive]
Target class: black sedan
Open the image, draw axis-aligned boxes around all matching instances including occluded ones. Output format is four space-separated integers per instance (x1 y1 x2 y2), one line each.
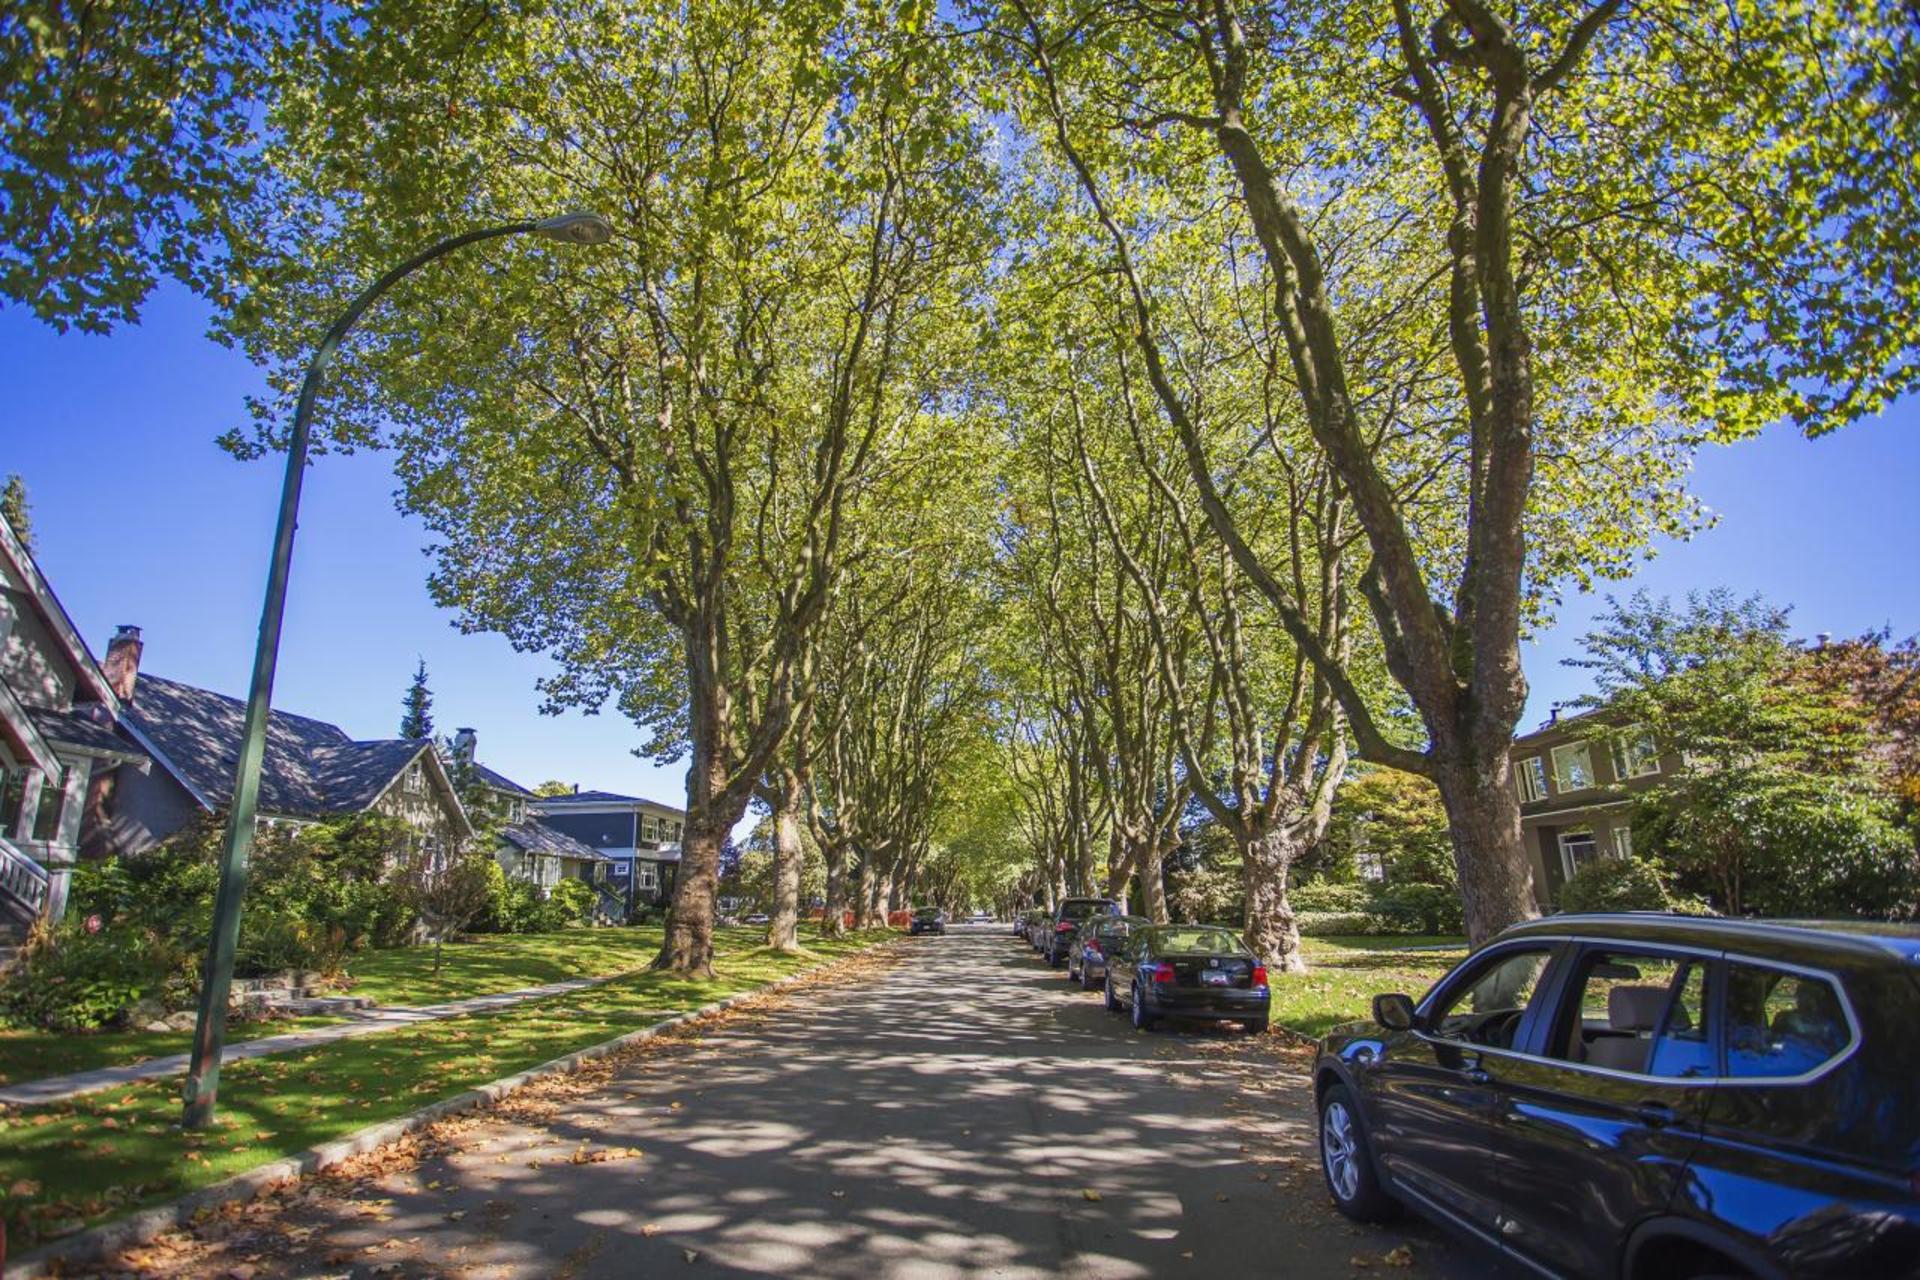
1312 914 1920 1280
909 908 945 936
1067 914 1149 990
1105 925 1270 1033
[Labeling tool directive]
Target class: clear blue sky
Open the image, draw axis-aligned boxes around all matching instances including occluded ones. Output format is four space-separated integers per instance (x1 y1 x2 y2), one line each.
3 284 1917 790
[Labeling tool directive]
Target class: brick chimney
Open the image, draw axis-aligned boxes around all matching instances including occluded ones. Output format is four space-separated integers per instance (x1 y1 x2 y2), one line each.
103 625 143 702
452 727 476 763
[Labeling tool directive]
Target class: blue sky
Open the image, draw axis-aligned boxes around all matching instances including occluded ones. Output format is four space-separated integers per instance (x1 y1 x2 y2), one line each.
3 284 1916 797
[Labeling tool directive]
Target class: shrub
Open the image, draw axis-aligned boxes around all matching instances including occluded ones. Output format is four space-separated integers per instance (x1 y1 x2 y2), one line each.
1558 855 1709 915
549 878 598 926
0 920 196 1031
1290 880 1375 914
1369 882 1465 935
1296 910 1390 936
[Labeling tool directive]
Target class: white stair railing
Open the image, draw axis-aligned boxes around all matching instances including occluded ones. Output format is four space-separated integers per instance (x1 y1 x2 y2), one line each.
0 834 50 920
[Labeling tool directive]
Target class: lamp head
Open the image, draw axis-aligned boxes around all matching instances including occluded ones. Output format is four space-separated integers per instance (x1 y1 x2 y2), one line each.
532 212 615 246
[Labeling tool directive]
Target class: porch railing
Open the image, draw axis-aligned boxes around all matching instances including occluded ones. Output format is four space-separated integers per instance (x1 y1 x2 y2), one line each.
0 834 49 920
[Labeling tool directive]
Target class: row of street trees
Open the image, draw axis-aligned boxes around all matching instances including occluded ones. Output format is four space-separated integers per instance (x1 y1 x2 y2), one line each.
3 0 1916 969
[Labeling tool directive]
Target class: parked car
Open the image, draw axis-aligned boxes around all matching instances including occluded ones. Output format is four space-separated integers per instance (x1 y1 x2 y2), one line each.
1105 924 1269 1033
1041 897 1121 967
1067 914 1150 989
1020 909 1050 946
1312 913 1920 1280
910 907 946 936
972 909 992 923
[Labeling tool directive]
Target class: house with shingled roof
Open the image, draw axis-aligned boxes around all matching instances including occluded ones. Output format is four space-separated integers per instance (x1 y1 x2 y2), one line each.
443 729 614 906
0 515 150 930
85 629 474 867
533 787 686 914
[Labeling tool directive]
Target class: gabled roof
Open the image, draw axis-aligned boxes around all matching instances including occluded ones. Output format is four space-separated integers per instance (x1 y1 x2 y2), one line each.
469 761 533 798
534 788 684 812
126 674 470 831
26 706 149 767
500 819 608 862
0 513 121 713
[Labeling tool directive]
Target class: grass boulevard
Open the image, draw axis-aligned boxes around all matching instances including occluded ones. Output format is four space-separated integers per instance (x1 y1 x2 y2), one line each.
0 926 894 1254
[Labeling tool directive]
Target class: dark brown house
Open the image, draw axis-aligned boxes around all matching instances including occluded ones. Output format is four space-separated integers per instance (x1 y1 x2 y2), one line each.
1510 707 1682 909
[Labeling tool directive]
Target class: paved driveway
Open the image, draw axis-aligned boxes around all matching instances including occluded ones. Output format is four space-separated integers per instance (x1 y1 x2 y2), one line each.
114 927 1503 1278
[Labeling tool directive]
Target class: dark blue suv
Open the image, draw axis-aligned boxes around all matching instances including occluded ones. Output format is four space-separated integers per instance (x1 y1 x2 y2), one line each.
1313 914 1919 1279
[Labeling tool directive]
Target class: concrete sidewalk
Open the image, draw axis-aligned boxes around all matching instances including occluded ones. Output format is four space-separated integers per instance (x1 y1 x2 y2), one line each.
0 973 667 1108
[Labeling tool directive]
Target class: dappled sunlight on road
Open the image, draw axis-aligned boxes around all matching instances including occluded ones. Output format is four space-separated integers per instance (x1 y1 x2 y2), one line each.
110 928 1494 1279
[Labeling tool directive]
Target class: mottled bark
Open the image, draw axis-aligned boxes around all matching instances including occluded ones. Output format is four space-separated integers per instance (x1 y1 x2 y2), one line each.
766 768 804 952
655 816 723 979
1241 825 1306 974
1434 757 1537 945
1137 841 1169 924
820 839 849 936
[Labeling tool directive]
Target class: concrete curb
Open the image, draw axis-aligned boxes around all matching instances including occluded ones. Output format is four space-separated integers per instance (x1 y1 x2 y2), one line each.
6 937 900 1278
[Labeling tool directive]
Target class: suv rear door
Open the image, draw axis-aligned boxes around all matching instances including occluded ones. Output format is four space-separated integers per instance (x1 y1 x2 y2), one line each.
1489 942 1718 1277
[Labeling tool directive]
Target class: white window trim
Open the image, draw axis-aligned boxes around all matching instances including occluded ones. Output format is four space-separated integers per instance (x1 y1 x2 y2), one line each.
1611 732 1661 780
1550 742 1595 793
1613 826 1634 860
1558 828 1598 880
1514 755 1547 804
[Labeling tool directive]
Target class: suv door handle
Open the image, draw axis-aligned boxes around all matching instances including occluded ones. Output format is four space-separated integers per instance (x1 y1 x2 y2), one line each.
1456 1050 1491 1085
1635 1101 1678 1129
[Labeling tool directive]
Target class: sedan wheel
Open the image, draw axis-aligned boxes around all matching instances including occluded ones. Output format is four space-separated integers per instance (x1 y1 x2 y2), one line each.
1318 1085 1397 1222
1130 983 1159 1031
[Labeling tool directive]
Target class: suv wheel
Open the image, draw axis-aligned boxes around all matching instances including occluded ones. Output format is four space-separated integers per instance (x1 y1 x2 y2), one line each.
1103 978 1121 1013
1318 1084 1397 1222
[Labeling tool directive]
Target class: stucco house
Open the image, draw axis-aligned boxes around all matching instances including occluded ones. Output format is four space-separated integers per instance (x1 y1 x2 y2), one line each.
1510 706 1680 910
532 788 686 914
0 517 150 931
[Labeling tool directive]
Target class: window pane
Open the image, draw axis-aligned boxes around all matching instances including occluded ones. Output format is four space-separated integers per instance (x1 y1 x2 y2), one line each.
1726 965 1851 1078
1514 756 1547 804
1551 743 1595 790
1648 963 1713 1078
31 768 63 842
1432 947 1552 1048
1550 950 1707 1076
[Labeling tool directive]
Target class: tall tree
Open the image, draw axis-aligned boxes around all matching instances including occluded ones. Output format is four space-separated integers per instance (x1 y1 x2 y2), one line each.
218 0 992 977
984 0 1920 942
399 658 434 740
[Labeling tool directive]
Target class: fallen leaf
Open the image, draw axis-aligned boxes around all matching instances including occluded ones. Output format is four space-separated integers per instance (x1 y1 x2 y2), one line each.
1383 1245 1414 1268
683 1248 700 1263
1081 1189 1102 1202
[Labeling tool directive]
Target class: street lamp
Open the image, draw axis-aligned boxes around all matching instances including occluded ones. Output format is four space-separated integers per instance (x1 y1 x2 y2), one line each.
180 213 615 1129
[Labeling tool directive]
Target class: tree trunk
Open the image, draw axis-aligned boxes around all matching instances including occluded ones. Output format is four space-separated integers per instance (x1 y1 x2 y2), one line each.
1433 757 1538 946
1242 825 1307 975
1138 841 1169 924
821 840 848 936
655 814 725 979
766 768 803 953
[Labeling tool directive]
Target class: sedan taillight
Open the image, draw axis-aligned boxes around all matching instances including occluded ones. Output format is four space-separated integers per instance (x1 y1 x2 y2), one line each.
1151 961 1176 985
1056 922 1075 932
1250 965 1269 989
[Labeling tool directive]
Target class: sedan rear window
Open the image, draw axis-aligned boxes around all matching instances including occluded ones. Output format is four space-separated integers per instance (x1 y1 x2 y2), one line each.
1058 900 1112 921
1152 928 1242 953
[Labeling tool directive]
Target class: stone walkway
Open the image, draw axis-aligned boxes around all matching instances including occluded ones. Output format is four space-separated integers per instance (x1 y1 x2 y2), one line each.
0 973 665 1108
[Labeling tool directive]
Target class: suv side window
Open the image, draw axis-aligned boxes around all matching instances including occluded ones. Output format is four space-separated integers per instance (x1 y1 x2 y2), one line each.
1725 963 1852 1078
1546 948 1713 1077
1428 945 1553 1049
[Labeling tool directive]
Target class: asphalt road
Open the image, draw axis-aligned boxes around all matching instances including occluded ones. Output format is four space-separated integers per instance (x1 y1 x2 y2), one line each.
119 926 1503 1279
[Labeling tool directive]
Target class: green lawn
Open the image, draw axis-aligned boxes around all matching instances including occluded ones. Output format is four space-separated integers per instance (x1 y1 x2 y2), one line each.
339 927 677 1005
0 928 678 1087
0 926 894 1252
1265 935 1468 1039
0 1016 343 1088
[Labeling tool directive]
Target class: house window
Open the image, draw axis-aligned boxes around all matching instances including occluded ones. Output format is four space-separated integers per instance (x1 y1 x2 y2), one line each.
1611 733 1660 780
637 862 658 891
672 821 684 842
642 816 657 843
405 767 424 796
1613 826 1634 860
0 763 25 836
1558 828 1600 880
1514 756 1547 804
1550 742 1595 793
509 800 525 823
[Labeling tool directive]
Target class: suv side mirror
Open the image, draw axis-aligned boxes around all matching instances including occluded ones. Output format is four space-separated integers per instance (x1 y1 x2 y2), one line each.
1373 992 1417 1031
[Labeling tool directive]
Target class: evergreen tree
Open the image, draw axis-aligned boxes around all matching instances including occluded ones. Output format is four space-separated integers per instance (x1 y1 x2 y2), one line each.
399 659 434 740
2 475 31 551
